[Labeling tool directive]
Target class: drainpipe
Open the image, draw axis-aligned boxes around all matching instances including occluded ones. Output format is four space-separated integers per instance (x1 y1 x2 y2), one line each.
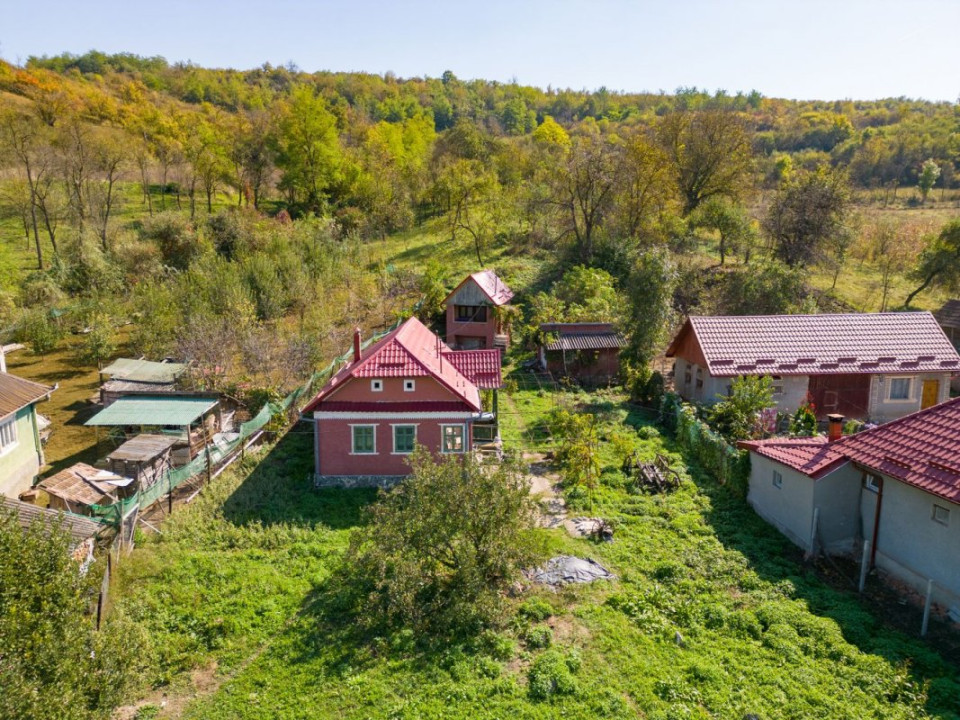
869 474 884 568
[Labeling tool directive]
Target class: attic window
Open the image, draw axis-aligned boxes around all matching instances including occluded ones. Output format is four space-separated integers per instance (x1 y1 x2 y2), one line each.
772 471 783 489
932 504 950 526
403 379 416 392
863 474 881 493
371 379 384 392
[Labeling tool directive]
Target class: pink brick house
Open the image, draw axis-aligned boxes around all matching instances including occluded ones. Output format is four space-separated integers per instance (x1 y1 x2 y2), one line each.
444 270 514 351
303 317 502 486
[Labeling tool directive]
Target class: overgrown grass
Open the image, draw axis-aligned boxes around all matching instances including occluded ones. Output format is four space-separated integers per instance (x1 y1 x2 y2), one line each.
112 389 960 719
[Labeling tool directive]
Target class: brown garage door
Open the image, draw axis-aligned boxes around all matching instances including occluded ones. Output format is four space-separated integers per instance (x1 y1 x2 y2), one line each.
808 374 872 419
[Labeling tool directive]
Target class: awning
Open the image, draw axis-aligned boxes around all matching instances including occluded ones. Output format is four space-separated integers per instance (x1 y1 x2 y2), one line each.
85 396 216 427
100 358 186 383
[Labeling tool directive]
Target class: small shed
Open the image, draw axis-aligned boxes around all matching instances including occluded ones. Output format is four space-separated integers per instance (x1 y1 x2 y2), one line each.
2 496 104 564
85 395 221 464
98 358 187 406
106 434 178 490
539 323 626 385
37 462 132 515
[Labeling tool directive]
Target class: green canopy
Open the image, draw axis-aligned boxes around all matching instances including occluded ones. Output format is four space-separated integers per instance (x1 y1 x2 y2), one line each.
85 396 216 427
99 358 186 383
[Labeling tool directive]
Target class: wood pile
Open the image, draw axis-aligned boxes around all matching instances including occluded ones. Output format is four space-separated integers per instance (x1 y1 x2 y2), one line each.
622 452 681 493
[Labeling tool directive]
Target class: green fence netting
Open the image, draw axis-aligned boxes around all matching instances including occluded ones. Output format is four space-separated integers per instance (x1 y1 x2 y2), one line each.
661 392 749 491
86 315 411 526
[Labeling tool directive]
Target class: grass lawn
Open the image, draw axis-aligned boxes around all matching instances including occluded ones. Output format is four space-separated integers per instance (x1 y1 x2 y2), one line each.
113 382 960 719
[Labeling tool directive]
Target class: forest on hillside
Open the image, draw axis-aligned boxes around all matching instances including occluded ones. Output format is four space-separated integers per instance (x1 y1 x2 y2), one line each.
1 50 960 403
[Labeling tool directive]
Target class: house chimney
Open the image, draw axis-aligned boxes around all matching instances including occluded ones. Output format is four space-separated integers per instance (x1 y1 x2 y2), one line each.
353 327 362 363
827 413 844 442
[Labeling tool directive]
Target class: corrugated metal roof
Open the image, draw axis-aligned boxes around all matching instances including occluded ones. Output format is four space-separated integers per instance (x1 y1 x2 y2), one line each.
540 323 627 351
100 358 186 383
0 371 53 420
37 463 122 506
935 300 960 330
1 497 103 548
85 396 216 426
667 312 960 377
107 433 179 462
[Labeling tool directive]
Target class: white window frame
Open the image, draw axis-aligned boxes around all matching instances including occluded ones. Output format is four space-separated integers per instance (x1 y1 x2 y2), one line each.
772 470 783 489
932 504 950 526
863 474 881 493
403 379 416 392
886 376 913 403
391 424 418 455
441 424 466 454
0 416 18 455
350 424 377 455
370 379 383 392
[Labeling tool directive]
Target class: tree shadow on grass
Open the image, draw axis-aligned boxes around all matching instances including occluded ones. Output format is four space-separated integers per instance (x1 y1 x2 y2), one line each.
219 426 377 532
667 438 960 715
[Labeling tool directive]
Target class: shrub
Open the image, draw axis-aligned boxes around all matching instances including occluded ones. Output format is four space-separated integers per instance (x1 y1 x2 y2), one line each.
140 211 202 270
527 649 580 701
343 450 542 636
523 626 553 649
517 597 554 623
19 309 61 355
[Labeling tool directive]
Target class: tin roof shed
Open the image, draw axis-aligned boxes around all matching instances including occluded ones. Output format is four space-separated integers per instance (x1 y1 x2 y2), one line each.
85 396 217 427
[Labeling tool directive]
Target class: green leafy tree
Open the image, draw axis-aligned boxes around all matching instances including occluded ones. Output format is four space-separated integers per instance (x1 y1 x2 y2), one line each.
531 115 570 150
689 196 756 265
764 167 850 267
20 308 61 355
918 158 941 203
708 375 776 441
344 450 541 635
0 509 148 720
547 408 602 488
624 249 676 366
77 312 115 370
273 86 342 214
905 219 960 306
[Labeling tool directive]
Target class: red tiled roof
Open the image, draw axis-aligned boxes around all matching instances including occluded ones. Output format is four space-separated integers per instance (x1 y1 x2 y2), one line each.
738 436 847 479
317 401 474 413
744 397 960 505
839 396 960 505
441 349 503 389
445 270 514 306
303 317 492 413
666 312 960 377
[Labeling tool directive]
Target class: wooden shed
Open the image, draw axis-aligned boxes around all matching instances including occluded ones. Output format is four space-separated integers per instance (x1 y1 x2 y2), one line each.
37 463 132 515
2 496 104 564
106 434 178 491
98 358 187 406
538 323 626 385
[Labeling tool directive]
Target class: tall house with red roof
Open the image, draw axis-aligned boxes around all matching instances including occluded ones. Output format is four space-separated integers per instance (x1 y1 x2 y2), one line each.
667 312 959 421
741 399 960 618
444 270 514 351
302 317 502 485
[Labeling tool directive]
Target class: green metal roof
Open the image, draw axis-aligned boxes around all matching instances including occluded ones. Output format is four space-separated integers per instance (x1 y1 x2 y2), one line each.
100 358 187 383
85 396 216 427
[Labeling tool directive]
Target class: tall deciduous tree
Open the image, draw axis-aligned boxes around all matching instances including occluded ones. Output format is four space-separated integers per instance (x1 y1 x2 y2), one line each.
905 219 960 306
656 109 752 214
273 86 342 214
763 167 850 267
689 196 755 265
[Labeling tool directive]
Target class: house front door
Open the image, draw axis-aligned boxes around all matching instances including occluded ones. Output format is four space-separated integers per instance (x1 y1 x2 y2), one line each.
921 379 940 409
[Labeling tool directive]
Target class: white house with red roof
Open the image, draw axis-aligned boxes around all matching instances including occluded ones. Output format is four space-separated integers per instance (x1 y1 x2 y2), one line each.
741 400 960 618
302 317 501 486
444 270 514 351
666 312 959 421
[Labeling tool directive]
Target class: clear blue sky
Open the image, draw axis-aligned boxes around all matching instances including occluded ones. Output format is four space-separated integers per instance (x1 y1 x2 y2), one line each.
3 0 958 101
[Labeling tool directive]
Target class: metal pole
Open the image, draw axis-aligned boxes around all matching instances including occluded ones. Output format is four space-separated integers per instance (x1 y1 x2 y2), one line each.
922 579 934 637
858 539 871 592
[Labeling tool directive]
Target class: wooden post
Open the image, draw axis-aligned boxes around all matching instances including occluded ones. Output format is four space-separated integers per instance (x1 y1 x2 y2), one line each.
167 465 173 514
205 418 212 484
858 539 871 592
922 579 934 637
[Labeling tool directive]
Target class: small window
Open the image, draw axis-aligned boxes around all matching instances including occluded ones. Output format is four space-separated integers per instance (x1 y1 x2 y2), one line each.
888 377 912 401
403 379 416 392
772 384 784 396
371 379 383 392
933 504 950 526
695 368 703 389
772 470 783 489
351 425 376 454
441 424 465 453
863 474 881 493
455 305 487 322
684 371 692 385
393 425 416 454
0 416 18 454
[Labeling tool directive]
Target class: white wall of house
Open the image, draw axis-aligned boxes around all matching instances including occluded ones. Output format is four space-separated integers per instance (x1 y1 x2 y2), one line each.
861 476 960 614
674 358 809 412
811 464 862 554
867 373 952 422
0 406 44 499
747 455 817 552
